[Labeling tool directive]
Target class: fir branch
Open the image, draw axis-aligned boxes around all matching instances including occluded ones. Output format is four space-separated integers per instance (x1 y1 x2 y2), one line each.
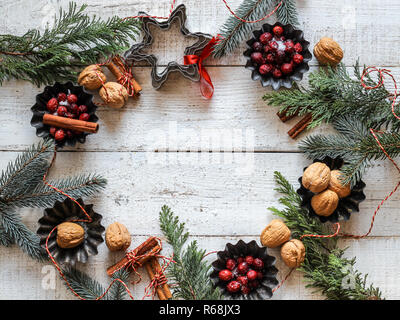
275 0 299 26
0 2 141 86
159 205 221 300
0 223 14 246
269 172 382 300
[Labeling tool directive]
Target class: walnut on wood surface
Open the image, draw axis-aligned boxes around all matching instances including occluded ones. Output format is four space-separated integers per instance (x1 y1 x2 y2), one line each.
260 219 291 248
313 37 344 66
105 222 131 252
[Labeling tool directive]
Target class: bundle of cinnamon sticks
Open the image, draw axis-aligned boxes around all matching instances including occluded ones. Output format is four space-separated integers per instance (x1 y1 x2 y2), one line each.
107 237 172 300
277 109 312 139
106 56 142 96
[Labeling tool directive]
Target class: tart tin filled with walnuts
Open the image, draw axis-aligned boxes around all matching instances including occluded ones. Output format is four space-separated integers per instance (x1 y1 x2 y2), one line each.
31 82 99 148
297 157 366 223
243 22 312 90
210 240 278 300
37 197 105 265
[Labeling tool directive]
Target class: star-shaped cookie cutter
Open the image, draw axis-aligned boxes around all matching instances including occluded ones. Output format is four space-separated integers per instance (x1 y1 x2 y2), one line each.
124 4 212 89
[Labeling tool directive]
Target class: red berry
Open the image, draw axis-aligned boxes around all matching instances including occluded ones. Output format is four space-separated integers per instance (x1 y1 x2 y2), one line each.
241 285 251 295
237 262 249 275
257 271 263 280
293 53 304 64
54 129 65 141
70 104 79 114
237 257 244 264
259 32 273 44
294 43 303 53
237 276 248 286
49 127 57 136
263 44 271 53
65 112 75 119
247 270 258 281
226 281 241 293
275 50 286 65
218 269 233 282
252 41 263 52
253 258 264 270
284 40 295 53
279 36 286 41
249 280 259 289
57 93 67 102
273 26 284 37
46 98 58 113
57 106 68 116
259 64 272 75
266 53 275 64
245 256 254 265
250 52 264 65
78 105 88 114
273 69 282 78
79 113 90 121
66 130 74 139
269 41 279 52
226 259 236 271
67 94 78 105
281 63 294 75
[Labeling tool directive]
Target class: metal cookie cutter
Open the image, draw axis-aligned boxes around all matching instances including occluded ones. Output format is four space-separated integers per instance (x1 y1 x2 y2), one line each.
124 4 212 89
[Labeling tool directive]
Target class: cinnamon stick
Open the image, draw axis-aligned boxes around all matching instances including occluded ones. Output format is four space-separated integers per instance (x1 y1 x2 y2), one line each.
277 109 299 122
43 114 98 133
106 56 142 95
287 113 312 139
144 258 172 300
106 237 160 276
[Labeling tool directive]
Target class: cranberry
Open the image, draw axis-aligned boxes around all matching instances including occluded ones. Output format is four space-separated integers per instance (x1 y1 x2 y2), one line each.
67 94 78 105
250 52 264 65
70 104 79 114
79 113 90 121
78 105 88 114
65 112 75 119
66 130 74 139
294 43 303 53
259 64 272 75
257 271 263 280
237 262 249 275
245 256 254 265
281 63 294 75
269 41 278 52
57 93 67 102
275 50 286 65
252 41 263 52
237 276 248 286
49 127 57 136
226 258 236 271
273 25 284 37
247 270 258 281
57 106 68 116
46 98 58 113
237 257 245 264
54 129 65 141
226 281 241 293
253 258 264 270
259 32 273 44
284 40 295 53
266 53 275 64
293 53 304 64
273 69 282 78
279 36 286 41
263 44 271 53
249 280 259 289
219 269 233 282
241 285 251 295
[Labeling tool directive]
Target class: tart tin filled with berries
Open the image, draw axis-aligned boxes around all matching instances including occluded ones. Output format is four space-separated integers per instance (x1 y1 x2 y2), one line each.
210 240 278 300
31 82 98 148
243 22 312 90
297 157 366 223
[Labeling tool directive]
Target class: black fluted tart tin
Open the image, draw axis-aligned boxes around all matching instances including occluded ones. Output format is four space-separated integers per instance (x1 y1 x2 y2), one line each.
37 198 105 265
243 22 312 90
31 82 99 148
297 157 366 223
210 240 278 300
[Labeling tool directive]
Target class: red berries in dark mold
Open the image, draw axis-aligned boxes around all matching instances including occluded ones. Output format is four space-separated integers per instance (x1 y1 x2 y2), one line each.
237 262 249 275
237 257 244 264
70 104 79 114
273 69 282 78
259 64 272 75
67 94 78 105
259 32 272 44
253 258 264 270
251 52 264 65
294 42 303 53
266 53 275 64
219 269 233 282
269 41 279 52
241 285 251 295
57 93 67 102
226 258 236 271
273 25 284 37
252 41 263 52
226 281 241 293
78 105 88 113
293 53 304 64
79 113 90 121
54 129 65 141
263 44 271 53
245 256 254 265
57 106 68 116
49 127 56 136
237 275 248 286
46 98 58 113
281 63 294 75
247 270 258 281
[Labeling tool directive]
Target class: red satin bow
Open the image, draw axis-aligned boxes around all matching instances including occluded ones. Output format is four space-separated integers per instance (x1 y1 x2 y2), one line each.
184 36 219 99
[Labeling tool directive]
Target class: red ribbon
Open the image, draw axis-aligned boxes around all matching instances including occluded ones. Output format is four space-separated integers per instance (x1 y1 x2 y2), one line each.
184 36 219 99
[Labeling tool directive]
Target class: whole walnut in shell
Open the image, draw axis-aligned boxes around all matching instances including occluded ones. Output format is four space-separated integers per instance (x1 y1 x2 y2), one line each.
311 189 339 217
56 222 85 249
78 65 107 90
105 222 131 252
313 37 343 66
260 219 291 248
280 239 305 268
302 162 331 193
328 170 351 198
99 82 128 109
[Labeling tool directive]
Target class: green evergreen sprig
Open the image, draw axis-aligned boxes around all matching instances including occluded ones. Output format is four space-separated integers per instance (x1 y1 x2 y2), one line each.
159 205 221 300
0 2 141 86
213 0 299 58
269 171 382 300
0 139 107 260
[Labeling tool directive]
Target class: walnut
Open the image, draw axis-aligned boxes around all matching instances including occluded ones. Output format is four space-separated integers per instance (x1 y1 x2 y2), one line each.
260 219 291 248
105 222 131 252
99 82 129 109
311 189 339 216
328 170 351 198
302 162 331 193
56 222 85 249
78 65 107 90
280 239 305 268
313 37 344 66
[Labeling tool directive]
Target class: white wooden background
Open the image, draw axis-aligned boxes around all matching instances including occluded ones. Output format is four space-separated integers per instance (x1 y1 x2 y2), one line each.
1 0 400 300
